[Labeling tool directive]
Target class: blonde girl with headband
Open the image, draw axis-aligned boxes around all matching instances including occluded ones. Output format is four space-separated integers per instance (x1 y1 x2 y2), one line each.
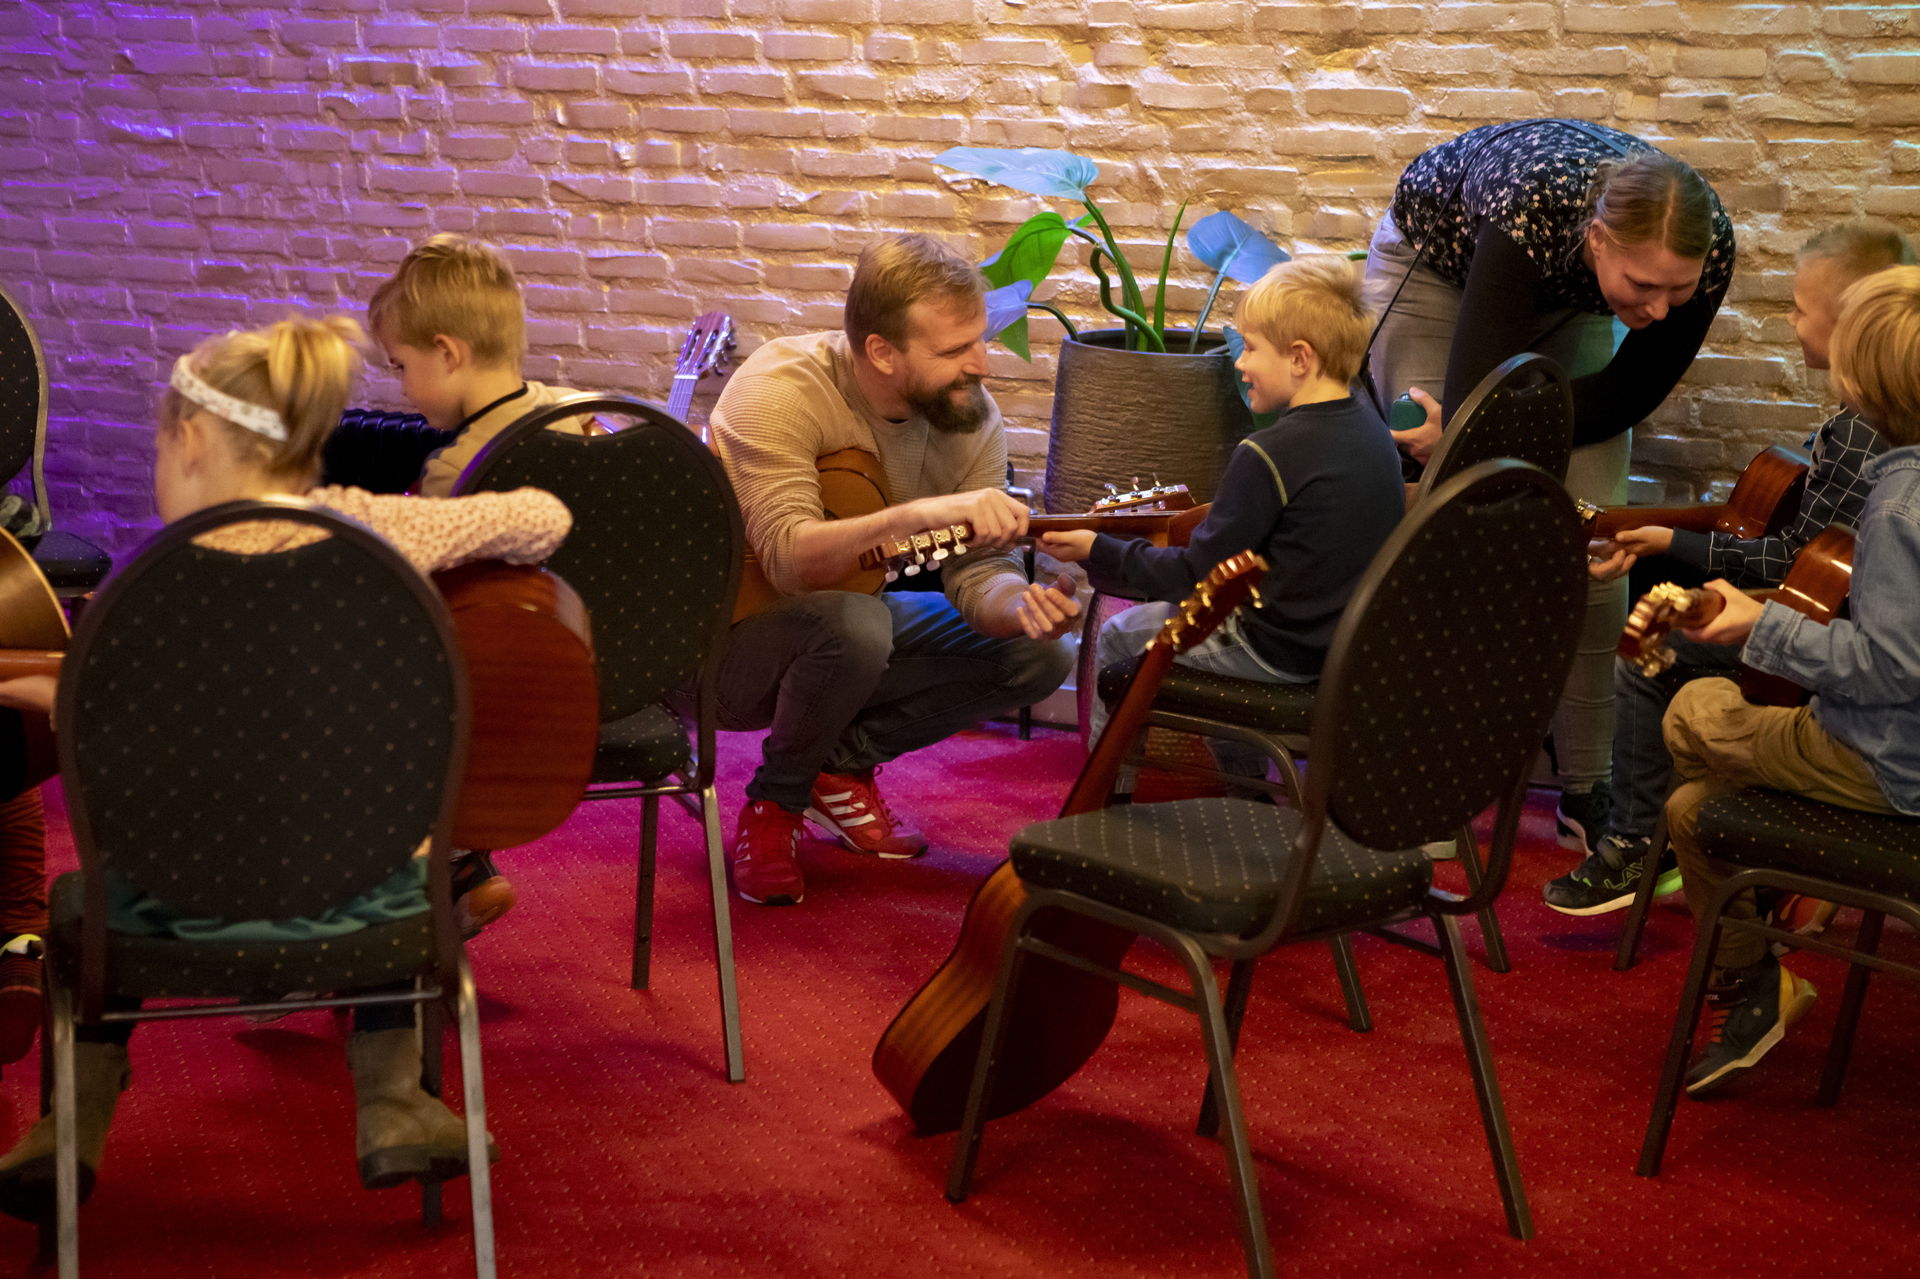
0 315 570 1221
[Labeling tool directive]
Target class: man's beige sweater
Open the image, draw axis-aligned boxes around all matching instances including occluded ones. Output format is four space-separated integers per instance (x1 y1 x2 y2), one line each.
709 331 1022 629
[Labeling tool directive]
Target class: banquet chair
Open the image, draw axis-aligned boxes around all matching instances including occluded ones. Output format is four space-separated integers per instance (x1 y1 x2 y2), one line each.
1638 788 1920 1176
455 393 748 1082
0 281 111 599
40 499 493 1277
1097 353 1575 980
950 461 1587 1278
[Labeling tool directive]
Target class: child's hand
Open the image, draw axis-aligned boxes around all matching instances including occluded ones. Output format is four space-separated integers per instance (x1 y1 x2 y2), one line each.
1685 579 1764 646
1037 530 1097 564
0 675 56 716
1613 525 1675 557
1391 386 1443 465
1015 573 1082 641
1586 540 1634 582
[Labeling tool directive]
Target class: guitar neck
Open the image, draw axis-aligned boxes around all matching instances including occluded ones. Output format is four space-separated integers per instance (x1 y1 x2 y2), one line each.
1027 505 1211 543
666 373 698 434
1586 504 1725 539
0 650 63 681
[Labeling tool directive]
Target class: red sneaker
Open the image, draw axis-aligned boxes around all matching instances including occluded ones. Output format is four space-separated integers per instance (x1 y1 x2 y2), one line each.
732 801 805 905
806 768 928 859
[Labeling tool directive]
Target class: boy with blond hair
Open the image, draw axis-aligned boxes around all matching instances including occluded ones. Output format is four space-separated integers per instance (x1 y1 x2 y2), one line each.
1040 256 1405 762
1661 264 1920 1095
368 233 587 498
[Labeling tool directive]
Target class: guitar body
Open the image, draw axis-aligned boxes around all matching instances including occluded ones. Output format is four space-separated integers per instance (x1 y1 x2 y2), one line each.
874 553 1269 1135
1582 445 1810 540
1740 524 1854 708
733 447 891 621
430 562 600 849
0 528 68 801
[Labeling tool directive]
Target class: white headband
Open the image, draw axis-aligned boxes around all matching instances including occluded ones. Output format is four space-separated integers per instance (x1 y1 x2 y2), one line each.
170 354 289 442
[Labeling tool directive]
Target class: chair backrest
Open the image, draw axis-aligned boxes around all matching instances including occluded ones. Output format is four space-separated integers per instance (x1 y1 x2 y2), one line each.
0 280 49 514
1413 353 1572 504
1296 460 1585 912
57 500 468 939
453 393 744 723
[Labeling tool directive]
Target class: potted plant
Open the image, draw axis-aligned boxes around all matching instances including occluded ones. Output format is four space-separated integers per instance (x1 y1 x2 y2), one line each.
937 146 1289 513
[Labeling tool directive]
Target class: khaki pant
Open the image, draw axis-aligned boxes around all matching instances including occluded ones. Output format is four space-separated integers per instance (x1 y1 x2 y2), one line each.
1662 677 1895 969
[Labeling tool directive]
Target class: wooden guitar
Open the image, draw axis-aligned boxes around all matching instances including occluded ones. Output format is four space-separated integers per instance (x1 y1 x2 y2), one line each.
872 551 1270 1135
1578 444 1810 541
1618 524 1855 708
669 311 736 443
0 523 597 848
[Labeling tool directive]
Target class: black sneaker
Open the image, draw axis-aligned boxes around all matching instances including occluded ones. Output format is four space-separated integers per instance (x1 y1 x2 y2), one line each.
1541 835 1677 916
1554 787 1611 853
1685 958 1817 1096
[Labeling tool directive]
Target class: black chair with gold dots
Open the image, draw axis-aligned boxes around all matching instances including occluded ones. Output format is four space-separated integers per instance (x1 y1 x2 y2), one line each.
0 281 111 600
1095 354 1574 984
40 499 494 1276
949 461 1587 1278
455 393 748 1082
1639 788 1920 1176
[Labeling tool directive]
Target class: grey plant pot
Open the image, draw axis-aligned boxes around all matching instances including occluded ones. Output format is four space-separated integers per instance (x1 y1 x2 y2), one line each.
1043 328 1257 514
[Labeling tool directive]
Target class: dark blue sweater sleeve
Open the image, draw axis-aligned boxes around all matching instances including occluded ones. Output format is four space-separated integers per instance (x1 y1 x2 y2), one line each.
1084 440 1284 601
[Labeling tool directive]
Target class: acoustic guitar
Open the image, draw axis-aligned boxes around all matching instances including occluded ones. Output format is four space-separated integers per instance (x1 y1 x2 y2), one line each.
0 521 597 849
1578 444 1810 541
872 551 1270 1135
1617 523 1855 708
668 311 736 444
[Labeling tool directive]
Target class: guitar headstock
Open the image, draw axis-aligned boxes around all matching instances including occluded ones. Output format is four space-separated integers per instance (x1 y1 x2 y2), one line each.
1619 582 1718 675
1573 498 1602 527
1151 552 1269 655
861 525 972 579
1091 477 1194 516
676 311 736 381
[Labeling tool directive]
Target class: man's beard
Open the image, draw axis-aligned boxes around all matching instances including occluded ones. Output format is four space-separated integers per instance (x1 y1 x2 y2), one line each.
904 374 990 435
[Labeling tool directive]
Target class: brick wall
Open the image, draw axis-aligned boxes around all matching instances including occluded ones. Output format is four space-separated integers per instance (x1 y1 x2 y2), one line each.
2 2 1916 554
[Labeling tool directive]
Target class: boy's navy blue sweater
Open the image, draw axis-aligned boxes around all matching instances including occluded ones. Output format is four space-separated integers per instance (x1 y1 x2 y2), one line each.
1084 396 1405 678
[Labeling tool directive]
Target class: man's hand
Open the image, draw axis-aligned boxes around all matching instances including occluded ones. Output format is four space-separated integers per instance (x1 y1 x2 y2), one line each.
1036 530 1096 564
1586 539 1635 582
1390 386 1443 465
1014 573 1082 641
1684 578 1764 646
908 487 1030 549
1613 524 1676 558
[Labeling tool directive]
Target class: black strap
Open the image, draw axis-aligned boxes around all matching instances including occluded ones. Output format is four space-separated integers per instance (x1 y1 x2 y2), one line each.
453 382 531 437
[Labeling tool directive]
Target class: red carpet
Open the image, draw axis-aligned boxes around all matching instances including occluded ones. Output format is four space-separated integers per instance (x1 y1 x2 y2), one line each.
3 723 1917 1277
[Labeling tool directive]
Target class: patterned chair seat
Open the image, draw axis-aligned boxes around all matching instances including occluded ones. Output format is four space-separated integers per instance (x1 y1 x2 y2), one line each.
592 702 694 785
1098 656 1317 733
1012 797 1432 937
1698 788 1920 899
31 528 111 592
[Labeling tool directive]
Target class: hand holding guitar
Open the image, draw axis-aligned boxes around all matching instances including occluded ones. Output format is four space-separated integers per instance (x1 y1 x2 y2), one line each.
1586 539 1634 582
1611 524 1675 558
1684 578 1764 646
1034 529 1095 564
1013 573 1081 641
0 676 54 716
906 487 1030 549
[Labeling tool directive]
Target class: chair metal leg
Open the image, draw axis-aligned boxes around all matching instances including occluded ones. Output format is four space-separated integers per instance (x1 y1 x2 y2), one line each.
1197 958 1258 1139
1169 934 1275 1279
1637 894 1726 1177
1456 823 1510 974
1329 934 1372 1033
700 785 746 1084
946 902 1038 1204
632 794 660 990
51 984 78 1279
455 957 498 1279
419 989 445 1227
1817 909 1883 1108
1613 817 1669 972
1434 914 1532 1240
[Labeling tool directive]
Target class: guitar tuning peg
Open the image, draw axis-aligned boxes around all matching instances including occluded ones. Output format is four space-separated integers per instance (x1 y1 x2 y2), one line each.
885 569 900 583
1130 475 1142 491
1151 472 1163 488
1103 482 1119 496
904 563 921 576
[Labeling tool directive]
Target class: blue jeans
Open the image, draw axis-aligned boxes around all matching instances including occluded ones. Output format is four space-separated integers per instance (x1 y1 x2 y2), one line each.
1605 633 1743 841
1089 601 1313 780
714 590 1073 812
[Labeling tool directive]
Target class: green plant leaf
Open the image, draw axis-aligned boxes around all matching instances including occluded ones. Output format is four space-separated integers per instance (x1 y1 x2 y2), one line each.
981 212 1082 292
933 146 1100 200
983 281 1034 360
1186 210 1290 284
